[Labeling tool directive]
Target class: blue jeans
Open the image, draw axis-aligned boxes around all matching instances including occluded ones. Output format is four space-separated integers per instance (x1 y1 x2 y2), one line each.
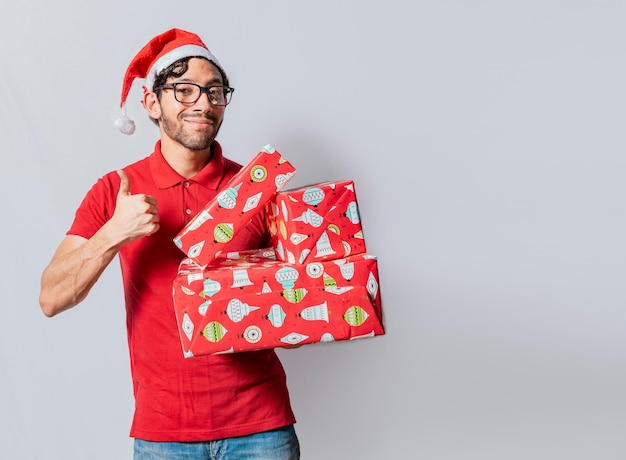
134 425 300 460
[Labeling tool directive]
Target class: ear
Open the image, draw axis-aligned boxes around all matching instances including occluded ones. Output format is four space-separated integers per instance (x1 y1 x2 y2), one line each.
143 91 161 120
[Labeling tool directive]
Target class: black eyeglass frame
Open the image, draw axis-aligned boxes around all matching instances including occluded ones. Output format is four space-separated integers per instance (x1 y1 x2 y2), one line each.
156 82 235 106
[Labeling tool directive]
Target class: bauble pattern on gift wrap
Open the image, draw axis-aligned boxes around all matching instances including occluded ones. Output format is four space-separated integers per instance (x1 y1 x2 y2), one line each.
267 180 367 265
172 249 384 357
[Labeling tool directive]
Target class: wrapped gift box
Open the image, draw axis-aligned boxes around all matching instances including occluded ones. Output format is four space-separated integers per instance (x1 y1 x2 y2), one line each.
172 249 384 357
173 145 296 267
266 180 367 264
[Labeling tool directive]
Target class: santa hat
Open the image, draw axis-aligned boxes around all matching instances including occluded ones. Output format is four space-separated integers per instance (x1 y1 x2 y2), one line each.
115 28 225 134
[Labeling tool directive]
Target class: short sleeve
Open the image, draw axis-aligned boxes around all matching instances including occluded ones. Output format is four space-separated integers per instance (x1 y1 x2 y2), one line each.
67 173 119 239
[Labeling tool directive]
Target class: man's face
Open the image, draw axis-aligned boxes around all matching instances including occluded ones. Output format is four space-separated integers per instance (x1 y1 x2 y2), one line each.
158 57 226 151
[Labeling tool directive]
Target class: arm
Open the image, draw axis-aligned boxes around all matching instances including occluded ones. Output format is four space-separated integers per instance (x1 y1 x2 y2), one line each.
39 170 160 317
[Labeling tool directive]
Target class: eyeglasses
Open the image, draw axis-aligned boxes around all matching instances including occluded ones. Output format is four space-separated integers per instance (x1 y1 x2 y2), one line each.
156 82 234 106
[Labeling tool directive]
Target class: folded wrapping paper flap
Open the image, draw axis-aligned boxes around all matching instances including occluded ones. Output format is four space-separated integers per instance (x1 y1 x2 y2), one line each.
173 144 296 267
173 250 384 357
267 180 366 264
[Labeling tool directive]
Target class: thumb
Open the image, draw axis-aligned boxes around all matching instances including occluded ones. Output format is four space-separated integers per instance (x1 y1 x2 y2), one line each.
117 169 131 198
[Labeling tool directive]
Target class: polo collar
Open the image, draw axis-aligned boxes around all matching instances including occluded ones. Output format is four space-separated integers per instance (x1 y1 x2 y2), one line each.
150 140 227 190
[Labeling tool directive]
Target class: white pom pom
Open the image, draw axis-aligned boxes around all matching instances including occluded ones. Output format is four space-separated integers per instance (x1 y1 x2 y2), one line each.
115 114 136 135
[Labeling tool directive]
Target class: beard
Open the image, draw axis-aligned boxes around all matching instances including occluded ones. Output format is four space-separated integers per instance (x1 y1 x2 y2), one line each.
161 112 222 151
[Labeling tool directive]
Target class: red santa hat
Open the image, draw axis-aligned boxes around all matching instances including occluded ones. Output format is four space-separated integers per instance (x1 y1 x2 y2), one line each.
115 28 225 134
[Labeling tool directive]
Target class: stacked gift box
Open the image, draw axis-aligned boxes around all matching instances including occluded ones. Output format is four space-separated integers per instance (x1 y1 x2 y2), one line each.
266 180 367 264
172 145 385 357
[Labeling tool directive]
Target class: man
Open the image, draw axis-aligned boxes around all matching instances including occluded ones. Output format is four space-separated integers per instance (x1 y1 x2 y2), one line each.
39 28 299 460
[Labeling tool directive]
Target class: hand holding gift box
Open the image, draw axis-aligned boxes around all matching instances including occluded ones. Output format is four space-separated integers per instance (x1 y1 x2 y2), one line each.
266 180 367 264
172 249 384 357
173 144 296 267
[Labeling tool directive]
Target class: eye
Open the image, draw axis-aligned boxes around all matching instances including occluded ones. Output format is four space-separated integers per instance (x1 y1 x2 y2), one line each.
208 88 226 103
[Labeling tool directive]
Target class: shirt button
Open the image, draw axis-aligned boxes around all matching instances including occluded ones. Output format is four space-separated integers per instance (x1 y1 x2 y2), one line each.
184 181 190 188
185 209 192 215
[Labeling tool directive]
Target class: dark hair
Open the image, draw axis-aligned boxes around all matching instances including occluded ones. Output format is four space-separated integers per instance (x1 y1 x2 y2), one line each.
148 56 229 125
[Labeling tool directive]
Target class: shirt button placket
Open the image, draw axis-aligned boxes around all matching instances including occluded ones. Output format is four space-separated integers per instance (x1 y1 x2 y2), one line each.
183 181 193 221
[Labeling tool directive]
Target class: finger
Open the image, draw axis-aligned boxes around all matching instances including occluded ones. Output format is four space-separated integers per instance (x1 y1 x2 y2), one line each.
117 170 131 198
145 195 158 207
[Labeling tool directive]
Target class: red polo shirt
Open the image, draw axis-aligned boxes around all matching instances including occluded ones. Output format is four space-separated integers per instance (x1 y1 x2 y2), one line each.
68 141 296 441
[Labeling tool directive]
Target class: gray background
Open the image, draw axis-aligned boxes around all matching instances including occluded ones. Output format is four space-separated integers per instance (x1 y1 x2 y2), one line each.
1 1 625 459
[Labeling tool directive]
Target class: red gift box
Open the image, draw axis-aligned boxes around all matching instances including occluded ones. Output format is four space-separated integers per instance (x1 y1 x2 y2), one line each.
172 249 384 357
173 145 296 266
266 180 367 264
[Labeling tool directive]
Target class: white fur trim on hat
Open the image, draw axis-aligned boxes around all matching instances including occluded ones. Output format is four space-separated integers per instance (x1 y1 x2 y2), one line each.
145 44 223 91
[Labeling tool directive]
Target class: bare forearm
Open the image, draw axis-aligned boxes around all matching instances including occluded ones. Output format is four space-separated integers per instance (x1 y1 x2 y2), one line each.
39 230 122 317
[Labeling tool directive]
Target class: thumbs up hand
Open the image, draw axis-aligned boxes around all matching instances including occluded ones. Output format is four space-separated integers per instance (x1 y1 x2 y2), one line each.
109 170 160 244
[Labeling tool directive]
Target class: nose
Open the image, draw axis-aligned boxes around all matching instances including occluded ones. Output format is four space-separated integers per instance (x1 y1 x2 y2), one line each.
192 89 213 111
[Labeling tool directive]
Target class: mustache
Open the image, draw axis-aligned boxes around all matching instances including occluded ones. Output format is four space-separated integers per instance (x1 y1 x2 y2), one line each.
180 113 218 122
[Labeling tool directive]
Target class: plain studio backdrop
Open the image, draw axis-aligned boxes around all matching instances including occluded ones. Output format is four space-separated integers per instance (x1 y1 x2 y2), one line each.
1 1 625 459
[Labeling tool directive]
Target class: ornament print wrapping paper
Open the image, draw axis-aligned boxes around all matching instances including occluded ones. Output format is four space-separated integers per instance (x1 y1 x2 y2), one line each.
266 180 367 264
172 249 385 357
173 144 296 267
